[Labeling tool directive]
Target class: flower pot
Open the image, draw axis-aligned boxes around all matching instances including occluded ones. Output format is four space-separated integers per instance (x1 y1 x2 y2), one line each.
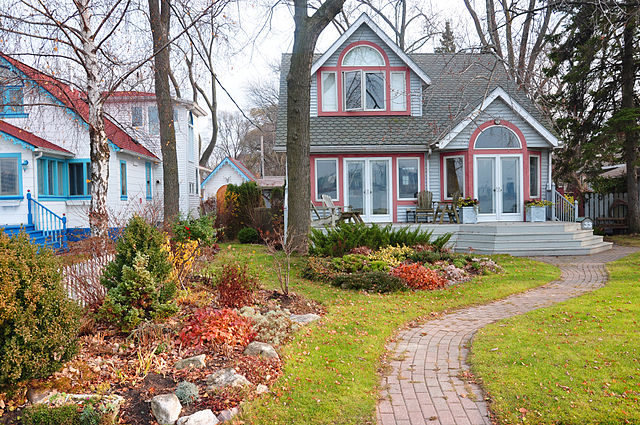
526 206 546 222
459 206 478 224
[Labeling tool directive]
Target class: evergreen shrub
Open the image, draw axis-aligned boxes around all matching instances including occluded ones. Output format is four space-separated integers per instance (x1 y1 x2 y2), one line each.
238 227 259 244
332 271 406 293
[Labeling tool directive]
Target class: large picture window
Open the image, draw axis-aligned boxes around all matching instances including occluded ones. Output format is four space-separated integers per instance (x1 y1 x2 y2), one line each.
315 159 338 201
0 154 21 198
444 156 465 199
398 158 419 199
529 155 540 198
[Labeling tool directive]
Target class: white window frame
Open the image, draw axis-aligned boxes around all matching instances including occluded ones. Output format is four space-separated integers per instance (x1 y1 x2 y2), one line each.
396 157 420 200
474 125 522 149
443 155 466 199
529 154 541 198
390 71 407 112
314 158 339 202
321 71 338 112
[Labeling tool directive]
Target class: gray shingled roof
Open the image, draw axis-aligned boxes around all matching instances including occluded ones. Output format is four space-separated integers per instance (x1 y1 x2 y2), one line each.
275 52 554 150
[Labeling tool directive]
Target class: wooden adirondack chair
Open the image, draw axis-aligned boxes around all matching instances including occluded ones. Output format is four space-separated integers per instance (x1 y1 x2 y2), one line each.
322 195 342 226
414 191 439 223
445 191 461 223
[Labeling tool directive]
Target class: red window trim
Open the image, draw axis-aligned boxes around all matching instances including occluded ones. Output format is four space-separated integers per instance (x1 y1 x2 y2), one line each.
316 40 411 116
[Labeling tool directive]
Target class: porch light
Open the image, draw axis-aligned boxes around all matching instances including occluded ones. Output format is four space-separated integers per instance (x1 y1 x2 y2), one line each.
22 160 28 170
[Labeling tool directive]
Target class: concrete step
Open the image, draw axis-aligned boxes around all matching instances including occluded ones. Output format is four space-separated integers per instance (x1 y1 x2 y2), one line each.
456 241 613 256
455 230 598 242
455 238 607 251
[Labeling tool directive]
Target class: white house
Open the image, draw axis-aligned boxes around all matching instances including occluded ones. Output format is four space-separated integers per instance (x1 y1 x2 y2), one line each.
200 156 258 201
0 53 205 247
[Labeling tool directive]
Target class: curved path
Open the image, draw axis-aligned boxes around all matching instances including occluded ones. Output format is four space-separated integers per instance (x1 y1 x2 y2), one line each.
376 246 638 425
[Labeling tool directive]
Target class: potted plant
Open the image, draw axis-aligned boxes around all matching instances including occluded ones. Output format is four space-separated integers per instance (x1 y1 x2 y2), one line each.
456 197 479 224
525 199 552 222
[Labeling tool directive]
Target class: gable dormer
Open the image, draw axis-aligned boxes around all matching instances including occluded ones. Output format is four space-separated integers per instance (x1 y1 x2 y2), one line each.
310 13 430 118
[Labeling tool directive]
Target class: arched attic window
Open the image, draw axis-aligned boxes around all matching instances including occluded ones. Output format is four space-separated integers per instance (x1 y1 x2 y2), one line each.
342 45 385 66
341 45 386 111
474 125 521 149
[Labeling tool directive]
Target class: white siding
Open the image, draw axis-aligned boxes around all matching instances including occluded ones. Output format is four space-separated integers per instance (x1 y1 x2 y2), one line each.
201 163 249 200
428 152 440 201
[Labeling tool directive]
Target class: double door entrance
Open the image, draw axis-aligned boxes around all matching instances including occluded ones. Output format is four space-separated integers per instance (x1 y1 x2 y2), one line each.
473 155 523 221
344 158 392 222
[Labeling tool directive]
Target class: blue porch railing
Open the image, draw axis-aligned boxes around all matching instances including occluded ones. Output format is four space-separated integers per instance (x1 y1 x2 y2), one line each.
27 191 67 249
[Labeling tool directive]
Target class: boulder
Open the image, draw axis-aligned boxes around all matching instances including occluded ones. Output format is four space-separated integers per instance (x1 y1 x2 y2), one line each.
256 384 269 395
27 387 57 404
290 313 321 324
174 354 206 370
176 409 219 425
206 368 251 390
243 342 279 360
217 407 239 422
151 394 182 425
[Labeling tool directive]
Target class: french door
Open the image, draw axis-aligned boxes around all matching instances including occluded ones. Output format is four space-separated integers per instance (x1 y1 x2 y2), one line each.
473 155 523 221
344 158 392 222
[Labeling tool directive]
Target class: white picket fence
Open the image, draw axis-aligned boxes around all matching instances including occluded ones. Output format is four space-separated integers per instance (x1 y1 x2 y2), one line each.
62 254 114 308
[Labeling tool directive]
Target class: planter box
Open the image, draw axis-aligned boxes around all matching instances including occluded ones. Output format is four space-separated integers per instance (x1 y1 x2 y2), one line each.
526 206 546 222
459 206 478 224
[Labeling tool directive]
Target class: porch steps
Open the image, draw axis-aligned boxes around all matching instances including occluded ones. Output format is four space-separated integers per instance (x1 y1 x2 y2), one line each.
453 222 612 256
0 224 66 250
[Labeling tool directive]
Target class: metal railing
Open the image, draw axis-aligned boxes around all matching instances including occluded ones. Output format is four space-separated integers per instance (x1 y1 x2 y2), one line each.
551 185 578 222
27 191 67 249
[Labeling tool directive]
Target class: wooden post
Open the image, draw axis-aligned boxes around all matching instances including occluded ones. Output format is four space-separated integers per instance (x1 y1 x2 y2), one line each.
26 190 33 226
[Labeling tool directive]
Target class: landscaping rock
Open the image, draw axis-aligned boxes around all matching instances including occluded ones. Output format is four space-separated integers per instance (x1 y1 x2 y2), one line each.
151 394 182 425
256 384 269 395
176 409 219 425
27 387 57 404
290 313 321 324
206 368 251 390
174 354 206 370
217 407 239 422
243 341 279 359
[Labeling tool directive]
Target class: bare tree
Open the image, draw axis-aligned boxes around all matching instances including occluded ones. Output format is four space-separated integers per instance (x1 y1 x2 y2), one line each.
287 0 345 253
214 110 252 162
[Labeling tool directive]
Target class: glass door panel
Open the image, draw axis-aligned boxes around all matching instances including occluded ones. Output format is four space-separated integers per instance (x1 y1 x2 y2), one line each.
500 157 520 214
370 160 389 216
476 158 495 214
346 161 365 214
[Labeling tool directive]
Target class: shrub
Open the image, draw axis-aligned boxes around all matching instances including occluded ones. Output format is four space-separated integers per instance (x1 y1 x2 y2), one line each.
368 245 413 268
175 381 199 405
100 252 178 332
332 271 406 293
238 306 299 346
238 227 259 244
310 222 451 257
216 263 259 308
166 238 201 287
222 182 263 239
179 308 256 351
390 263 448 290
302 257 337 282
21 404 80 425
0 232 81 388
172 215 217 246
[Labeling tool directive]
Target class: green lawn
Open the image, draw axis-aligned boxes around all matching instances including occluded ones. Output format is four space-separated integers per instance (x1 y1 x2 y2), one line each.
604 234 640 247
471 251 640 424
210 244 559 425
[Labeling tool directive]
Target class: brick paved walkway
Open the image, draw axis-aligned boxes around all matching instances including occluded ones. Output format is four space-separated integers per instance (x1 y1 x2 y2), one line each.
377 246 638 425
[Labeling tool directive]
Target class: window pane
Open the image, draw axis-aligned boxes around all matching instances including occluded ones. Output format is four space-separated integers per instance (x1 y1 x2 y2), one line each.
475 126 520 149
146 163 152 199
343 71 362 110
321 72 337 111
529 156 539 197
0 158 18 196
85 163 91 195
37 158 45 195
47 161 54 195
148 106 159 134
445 157 464 198
398 159 418 198
5 87 24 114
342 46 385 66
120 162 127 196
57 162 65 195
132 106 143 127
365 72 384 110
390 72 406 111
316 160 337 200
69 163 84 196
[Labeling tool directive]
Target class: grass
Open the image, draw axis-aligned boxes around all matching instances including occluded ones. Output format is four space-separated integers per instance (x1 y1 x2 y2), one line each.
604 234 640 247
470 251 640 424
209 244 559 425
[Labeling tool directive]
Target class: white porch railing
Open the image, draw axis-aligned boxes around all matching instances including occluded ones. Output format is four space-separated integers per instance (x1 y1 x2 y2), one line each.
551 184 578 222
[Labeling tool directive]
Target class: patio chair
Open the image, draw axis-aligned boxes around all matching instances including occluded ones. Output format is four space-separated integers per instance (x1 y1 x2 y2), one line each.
445 191 461 223
321 195 342 226
414 191 439 223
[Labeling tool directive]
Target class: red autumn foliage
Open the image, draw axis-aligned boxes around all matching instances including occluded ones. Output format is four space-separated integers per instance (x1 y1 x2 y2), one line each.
216 263 259 308
348 246 373 255
179 308 256 351
390 263 448 290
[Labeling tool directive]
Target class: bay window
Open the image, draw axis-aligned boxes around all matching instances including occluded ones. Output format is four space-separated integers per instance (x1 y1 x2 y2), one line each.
0 154 21 198
398 158 419 199
444 156 465 199
315 158 338 201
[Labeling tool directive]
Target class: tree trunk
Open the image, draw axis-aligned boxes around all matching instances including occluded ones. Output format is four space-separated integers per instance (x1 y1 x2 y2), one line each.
149 0 179 223
621 6 640 233
286 0 345 253
78 1 110 237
